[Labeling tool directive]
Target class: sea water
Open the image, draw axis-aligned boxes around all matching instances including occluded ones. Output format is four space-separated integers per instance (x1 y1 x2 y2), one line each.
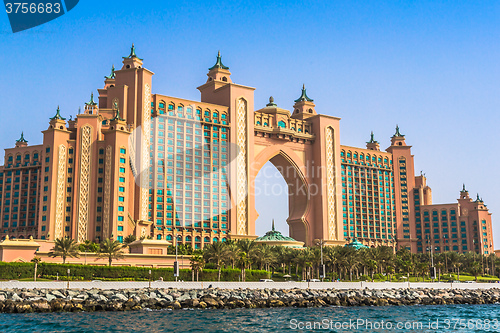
1 304 500 332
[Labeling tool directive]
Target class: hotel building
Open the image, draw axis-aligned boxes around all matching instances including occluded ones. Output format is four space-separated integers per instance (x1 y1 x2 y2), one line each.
0 46 494 254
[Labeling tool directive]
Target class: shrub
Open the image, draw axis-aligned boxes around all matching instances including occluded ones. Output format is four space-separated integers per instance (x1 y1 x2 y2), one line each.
0 261 268 281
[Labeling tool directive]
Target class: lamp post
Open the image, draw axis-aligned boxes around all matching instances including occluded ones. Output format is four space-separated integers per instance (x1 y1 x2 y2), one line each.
426 235 436 282
149 269 152 288
174 234 180 282
314 239 325 282
67 269 70 289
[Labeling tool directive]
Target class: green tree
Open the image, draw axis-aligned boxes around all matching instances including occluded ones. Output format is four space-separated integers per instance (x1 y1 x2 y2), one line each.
190 253 205 282
97 238 125 266
48 237 80 264
237 252 251 281
123 235 137 253
469 261 482 282
31 256 42 281
365 259 378 282
204 242 229 281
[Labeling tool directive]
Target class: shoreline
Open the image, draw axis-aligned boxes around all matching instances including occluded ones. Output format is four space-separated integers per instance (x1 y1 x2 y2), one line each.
0 287 499 313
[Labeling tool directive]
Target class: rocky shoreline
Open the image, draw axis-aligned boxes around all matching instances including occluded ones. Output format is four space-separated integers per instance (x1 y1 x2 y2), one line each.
0 288 499 313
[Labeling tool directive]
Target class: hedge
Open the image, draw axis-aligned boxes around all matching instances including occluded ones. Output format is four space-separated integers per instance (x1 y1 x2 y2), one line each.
0 262 269 282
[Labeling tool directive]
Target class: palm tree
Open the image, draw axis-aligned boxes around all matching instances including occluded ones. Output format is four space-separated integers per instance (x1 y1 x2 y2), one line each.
386 265 395 282
366 259 378 282
251 245 276 272
48 237 80 264
324 246 340 280
190 253 205 282
237 239 256 262
469 261 482 282
237 252 251 281
97 238 125 266
417 262 428 281
224 240 239 269
123 234 137 253
294 248 314 280
204 242 229 281
338 247 359 281
31 256 42 281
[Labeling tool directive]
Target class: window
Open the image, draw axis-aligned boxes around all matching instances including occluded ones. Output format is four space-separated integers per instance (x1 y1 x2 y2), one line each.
120 148 126 154
118 226 124 231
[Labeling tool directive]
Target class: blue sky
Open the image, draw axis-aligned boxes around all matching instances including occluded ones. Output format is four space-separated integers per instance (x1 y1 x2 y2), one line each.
1 1 500 247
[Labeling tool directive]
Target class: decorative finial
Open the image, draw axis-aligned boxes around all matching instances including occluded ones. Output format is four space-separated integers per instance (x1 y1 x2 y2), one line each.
394 124 404 137
105 64 116 79
294 84 314 102
462 184 466 192
78 106 81 115
85 92 97 106
16 132 28 143
266 96 277 107
476 193 480 201
123 43 143 60
208 51 229 70
110 106 125 122
50 106 66 121
367 131 378 144
130 43 136 57
272 219 275 231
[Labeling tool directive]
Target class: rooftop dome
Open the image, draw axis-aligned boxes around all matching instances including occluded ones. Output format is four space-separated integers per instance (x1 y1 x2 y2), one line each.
254 220 304 248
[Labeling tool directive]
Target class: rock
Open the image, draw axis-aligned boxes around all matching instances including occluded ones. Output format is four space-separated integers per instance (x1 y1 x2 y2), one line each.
202 297 219 307
269 299 285 307
50 290 65 299
113 294 128 302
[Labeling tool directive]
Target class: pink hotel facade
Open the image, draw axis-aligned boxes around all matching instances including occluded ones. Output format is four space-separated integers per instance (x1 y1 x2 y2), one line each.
0 46 495 255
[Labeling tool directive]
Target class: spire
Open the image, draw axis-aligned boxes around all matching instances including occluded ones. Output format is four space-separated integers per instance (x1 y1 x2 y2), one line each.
78 106 81 115
294 84 314 102
208 50 229 70
85 92 97 106
476 193 481 202
272 219 275 231
110 107 125 122
461 184 467 192
393 124 404 137
367 131 378 144
16 132 27 143
49 106 66 121
266 96 277 107
105 65 116 79
123 43 143 60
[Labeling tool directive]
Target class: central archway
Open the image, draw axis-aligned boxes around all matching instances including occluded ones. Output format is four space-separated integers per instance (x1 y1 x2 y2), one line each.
249 146 310 243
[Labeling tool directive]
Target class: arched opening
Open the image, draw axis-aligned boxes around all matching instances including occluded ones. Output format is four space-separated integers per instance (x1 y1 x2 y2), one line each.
252 150 309 243
255 162 289 237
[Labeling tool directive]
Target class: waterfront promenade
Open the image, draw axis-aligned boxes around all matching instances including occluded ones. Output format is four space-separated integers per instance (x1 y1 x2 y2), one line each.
1 280 498 290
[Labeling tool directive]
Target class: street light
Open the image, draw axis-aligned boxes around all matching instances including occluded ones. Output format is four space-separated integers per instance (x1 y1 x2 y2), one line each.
426 235 436 282
67 269 70 289
149 269 152 288
174 234 180 281
314 239 325 282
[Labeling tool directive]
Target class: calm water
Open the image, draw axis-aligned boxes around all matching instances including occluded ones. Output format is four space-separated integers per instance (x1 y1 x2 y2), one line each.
1 304 500 332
